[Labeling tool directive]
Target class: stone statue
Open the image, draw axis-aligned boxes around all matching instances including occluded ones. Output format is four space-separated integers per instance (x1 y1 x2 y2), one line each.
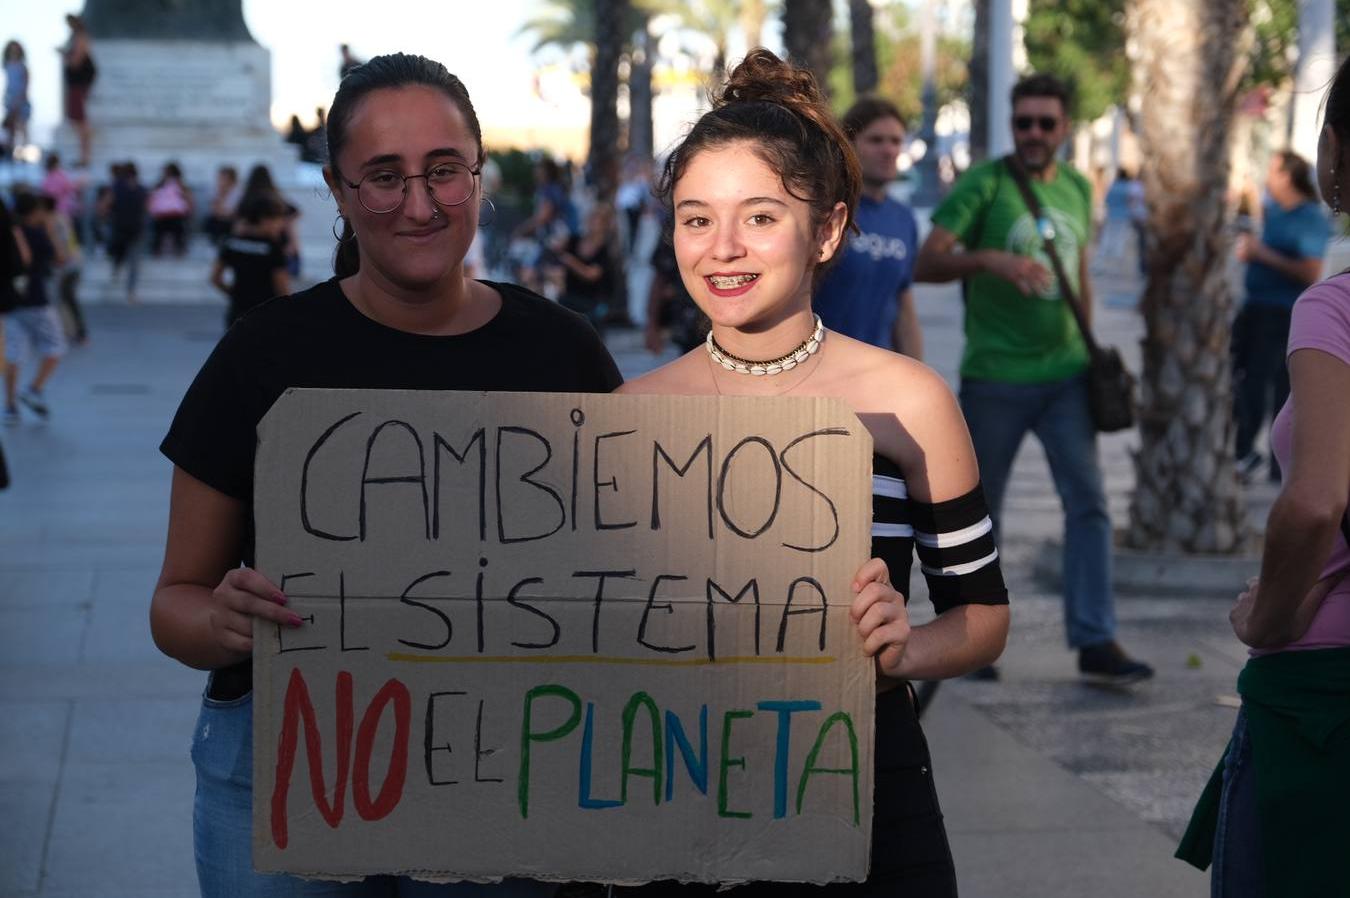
55 0 293 188
80 0 255 42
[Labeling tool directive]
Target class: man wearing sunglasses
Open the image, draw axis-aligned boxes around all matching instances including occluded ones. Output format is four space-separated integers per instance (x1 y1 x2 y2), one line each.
914 73 1154 686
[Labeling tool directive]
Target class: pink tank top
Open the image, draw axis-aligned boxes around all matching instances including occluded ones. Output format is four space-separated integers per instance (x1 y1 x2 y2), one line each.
1264 272 1350 652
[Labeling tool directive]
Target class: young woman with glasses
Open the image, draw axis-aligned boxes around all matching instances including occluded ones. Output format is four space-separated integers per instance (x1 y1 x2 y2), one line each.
150 53 620 897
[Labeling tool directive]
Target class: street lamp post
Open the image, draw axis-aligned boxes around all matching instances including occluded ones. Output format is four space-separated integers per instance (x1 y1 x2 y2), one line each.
987 0 1028 159
1291 0 1334 164
988 0 1013 158
913 0 943 207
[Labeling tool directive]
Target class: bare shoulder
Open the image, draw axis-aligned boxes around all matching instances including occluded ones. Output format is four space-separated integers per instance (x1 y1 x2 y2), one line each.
616 349 708 395
822 337 973 499
825 333 956 417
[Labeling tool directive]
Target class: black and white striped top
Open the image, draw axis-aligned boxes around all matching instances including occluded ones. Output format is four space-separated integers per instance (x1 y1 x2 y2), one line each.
871 454 1008 614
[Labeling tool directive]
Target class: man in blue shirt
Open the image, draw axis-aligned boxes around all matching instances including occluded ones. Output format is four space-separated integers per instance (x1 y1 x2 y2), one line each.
813 96 922 358
1233 149 1330 481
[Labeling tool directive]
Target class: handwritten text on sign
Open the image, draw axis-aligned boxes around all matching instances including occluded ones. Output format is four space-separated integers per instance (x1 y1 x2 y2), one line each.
251 390 874 884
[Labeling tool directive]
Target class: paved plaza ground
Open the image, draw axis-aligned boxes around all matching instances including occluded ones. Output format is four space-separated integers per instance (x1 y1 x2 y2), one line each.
2 232 1310 896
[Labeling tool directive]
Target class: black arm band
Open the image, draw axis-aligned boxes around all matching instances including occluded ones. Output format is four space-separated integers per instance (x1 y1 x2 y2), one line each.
908 485 1008 615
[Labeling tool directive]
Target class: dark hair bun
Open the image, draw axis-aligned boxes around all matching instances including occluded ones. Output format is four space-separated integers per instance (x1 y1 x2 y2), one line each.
714 50 851 189
716 49 828 118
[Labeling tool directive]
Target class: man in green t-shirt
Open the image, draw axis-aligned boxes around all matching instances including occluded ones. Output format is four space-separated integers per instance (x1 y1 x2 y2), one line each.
914 73 1152 685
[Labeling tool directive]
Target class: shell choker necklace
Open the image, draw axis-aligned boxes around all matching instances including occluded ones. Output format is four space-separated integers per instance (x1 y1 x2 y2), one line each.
705 315 825 376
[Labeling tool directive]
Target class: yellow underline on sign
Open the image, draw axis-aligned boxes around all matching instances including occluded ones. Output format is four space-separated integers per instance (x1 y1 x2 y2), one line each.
386 653 837 667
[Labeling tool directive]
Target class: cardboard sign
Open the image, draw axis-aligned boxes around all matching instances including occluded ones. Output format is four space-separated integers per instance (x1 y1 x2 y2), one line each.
251 389 875 884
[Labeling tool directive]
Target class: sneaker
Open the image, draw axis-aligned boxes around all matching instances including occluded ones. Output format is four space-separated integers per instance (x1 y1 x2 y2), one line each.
3 405 18 426
1078 641 1154 685
1235 451 1262 483
18 387 48 419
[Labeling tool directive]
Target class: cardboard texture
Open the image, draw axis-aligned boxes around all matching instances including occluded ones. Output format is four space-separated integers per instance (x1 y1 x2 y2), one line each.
251 389 875 884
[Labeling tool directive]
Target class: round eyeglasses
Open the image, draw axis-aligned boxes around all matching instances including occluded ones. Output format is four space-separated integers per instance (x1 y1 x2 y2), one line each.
342 161 481 214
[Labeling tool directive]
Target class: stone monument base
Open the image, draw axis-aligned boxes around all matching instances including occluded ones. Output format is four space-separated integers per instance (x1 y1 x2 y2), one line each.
53 39 296 183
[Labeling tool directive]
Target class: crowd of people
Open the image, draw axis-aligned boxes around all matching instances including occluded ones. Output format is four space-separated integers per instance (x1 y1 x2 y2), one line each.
1 31 1347 898
284 108 329 165
0 154 301 426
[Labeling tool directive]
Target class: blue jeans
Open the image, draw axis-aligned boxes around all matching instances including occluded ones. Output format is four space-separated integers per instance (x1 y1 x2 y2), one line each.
1211 710 1264 898
959 374 1115 648
1231 302 1291 477
191 679 556 897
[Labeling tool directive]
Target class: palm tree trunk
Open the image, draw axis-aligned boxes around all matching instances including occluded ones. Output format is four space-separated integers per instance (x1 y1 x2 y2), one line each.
628 18 654 162
968 0 990 162
592 0 630 325
782 0 834 96
1124 0 1251 553
590 0 627 206
849 0 879 95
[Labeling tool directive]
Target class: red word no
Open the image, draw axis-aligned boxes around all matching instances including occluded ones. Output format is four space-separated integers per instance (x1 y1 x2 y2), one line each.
270 668 411 849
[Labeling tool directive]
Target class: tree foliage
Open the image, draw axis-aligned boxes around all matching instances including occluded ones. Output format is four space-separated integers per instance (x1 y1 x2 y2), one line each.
1023 0 1129 121
518 0 764 88
829 3 970 126
1246 0 1301 88
518 0 661 64
1023 0 1350 123
653 0 748 84
1246 0 1350 88
517 0 659 161
518 0 599 56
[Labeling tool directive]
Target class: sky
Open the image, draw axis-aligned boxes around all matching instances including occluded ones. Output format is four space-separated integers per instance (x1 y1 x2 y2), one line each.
1 0 596 149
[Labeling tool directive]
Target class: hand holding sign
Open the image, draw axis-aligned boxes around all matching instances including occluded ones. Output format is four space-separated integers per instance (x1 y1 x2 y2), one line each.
209 567 303 660
849 557 910 677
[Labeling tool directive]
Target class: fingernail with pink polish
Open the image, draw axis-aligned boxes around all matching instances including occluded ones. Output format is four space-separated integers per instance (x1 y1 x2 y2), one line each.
272 593 287 605
287 614 303 628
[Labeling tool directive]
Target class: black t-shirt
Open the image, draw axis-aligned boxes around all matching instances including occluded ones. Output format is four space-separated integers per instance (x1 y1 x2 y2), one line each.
0 224 18 312
561 233 615 307
18 224 54 308
63 52 96 87
110 181 147 238
161 277 623 567
218 233 286 312
650 234 704 352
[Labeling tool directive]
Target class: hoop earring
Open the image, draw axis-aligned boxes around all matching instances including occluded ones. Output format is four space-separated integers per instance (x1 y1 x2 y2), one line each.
479 196 497 228
332 214 350 242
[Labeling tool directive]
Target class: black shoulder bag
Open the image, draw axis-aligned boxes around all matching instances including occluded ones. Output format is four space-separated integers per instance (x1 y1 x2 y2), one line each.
1004 156 1136 433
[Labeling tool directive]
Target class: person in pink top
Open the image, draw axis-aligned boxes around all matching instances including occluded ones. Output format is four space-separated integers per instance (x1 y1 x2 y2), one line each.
1177 54 1350 897
40 154 81 220
1242 272 1350 654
